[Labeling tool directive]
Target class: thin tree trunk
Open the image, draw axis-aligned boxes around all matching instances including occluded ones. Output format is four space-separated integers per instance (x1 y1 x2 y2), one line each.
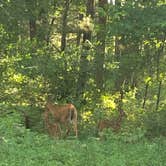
76 31 81 46
77 0 94 95
114 35 124 91
118 87 124 111
142 81 149 109
59 0 70 99
155 40 164 111
29 19 36 40
115 36 122 62
46 17 56 45
156 48 160 81
61 0 70 52
116 79 126 113
76 13 83 46
156 40 164 81
24 112 30 129
95 0 107 90
156 80 162 111
38 2 50 43
26 0 37 40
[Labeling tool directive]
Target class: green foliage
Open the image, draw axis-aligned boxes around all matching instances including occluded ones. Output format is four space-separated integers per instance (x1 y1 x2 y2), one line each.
98 127 146 144
0 113 166 166
144 108 166 138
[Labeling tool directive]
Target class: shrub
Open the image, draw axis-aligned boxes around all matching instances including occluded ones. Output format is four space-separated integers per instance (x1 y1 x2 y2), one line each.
144 108 166 138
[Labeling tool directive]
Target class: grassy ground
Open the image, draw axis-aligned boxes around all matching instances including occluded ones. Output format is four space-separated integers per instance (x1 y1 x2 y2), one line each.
0 112 166 166
1 135 165 166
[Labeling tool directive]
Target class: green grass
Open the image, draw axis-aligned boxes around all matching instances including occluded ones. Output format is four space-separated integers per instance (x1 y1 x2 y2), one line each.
0 136 165 166
0 112 166 166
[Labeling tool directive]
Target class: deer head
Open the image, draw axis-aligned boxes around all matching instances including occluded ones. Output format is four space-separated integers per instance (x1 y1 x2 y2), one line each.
44 102 78 138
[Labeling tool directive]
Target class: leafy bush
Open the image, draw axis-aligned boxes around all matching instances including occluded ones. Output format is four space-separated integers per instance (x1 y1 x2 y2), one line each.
144 108 166 138
98 127 146 143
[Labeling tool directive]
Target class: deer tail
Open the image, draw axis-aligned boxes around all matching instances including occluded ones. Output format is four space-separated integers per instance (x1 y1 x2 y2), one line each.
68 106 77 123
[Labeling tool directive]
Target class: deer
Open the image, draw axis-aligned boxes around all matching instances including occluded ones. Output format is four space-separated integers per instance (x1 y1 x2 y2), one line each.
47 122 61 137
44 102 78 138
97 109 127 133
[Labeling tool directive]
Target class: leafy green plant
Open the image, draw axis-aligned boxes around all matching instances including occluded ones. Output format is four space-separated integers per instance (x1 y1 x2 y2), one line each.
144 108 166 138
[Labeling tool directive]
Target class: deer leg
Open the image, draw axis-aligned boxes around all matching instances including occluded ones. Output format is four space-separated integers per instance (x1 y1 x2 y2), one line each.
73 122 78 137
52 123 58 137
66 125 71 136
57 123 62 137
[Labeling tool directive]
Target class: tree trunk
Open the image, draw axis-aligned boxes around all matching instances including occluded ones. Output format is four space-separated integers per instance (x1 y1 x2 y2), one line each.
95 0 107 90
77 0 94 95
37 0 51 43
46 17 56 45
26 0 37 40
156 80 162 111
29 19 36 40
76 13 83 46
155 41 164 111
61 0 70 52
142 81 149 109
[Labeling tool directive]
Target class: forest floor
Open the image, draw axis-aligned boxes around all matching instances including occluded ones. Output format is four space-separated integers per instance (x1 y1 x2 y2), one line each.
0 112 166 166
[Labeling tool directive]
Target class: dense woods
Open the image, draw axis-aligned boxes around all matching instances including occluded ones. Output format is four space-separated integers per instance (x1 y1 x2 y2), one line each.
0 0 166 165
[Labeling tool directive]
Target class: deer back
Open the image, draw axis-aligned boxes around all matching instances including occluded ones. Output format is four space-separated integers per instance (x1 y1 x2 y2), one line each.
98 119 117 132
45 102 77 124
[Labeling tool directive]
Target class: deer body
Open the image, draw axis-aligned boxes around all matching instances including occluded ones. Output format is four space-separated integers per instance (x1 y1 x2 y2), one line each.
44 102 78 137
98 110 126 133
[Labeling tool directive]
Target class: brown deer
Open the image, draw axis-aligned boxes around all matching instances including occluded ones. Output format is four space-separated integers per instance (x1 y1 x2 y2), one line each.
44 102 78 138
98 109 127 133
47 122 61 137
